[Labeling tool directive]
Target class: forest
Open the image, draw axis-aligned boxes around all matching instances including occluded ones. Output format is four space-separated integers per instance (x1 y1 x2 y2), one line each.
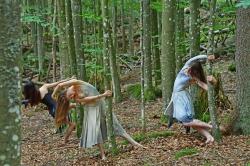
0 0 250 165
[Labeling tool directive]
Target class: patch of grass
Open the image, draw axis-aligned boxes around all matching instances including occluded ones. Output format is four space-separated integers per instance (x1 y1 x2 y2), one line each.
228 63 236 72
245 162 250 166
174 147 199 160
160 114 168 124
246 140 250 145
121 131 174 145
126 83 141 100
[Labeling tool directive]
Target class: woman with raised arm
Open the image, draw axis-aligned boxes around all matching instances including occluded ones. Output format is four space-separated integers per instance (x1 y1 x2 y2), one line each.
52 79 143 160
165 55 217 144
22 78 73 118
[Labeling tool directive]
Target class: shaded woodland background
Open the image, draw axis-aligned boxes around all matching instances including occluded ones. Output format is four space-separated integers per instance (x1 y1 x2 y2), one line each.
0 0 250 165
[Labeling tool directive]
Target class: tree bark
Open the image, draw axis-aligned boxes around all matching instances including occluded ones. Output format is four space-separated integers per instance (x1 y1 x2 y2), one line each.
110 0 122 103
151 0 161 86
101 0 117 153
161 0 176 109
143 0 154 98
234 7 250 135
71 0 87 81
207 0 222 141
65 0 77 77
57 0 69 78
0 1 21 165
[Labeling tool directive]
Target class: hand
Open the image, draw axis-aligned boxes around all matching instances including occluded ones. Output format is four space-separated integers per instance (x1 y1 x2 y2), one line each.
207 75 217 85
103 90 112 97
208 55 215 61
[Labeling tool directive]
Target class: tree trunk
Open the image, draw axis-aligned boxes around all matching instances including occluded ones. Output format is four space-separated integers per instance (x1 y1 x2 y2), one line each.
189 0 201 114
37 0 45 80
65 0 77 77
57 0 69 78
71 0 87 81
101 0 117 153
175 0 185 73
207 0 221 141
143 0 154 99
128 0 134 58
140 0 146 133
161 0 176 109
234 7 250 135
0 1 21 164
151 0 161 86
121 0 126 53
52 0 57 82
110 0 122 103
189 0 200 57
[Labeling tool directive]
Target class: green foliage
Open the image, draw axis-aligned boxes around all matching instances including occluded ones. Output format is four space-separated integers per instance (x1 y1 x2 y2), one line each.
175 147 199 159
160 114 168 124
151 1 162 12
125 83 160 101
126 83 142 100
121 131 174 145
236 0 250 8
228 63 236 72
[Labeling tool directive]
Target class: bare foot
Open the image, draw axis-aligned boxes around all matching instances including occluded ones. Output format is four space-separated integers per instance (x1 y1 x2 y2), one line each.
101 155 107 160
205 136 214 144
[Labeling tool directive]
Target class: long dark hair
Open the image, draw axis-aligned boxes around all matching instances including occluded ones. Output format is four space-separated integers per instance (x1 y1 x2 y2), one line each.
55 90 70 127
23 80 41 106
189 62 207 83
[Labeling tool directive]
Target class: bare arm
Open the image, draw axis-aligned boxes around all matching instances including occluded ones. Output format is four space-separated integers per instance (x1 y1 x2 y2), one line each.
42 78 74 89
195 79 208 91
76 90 112 104
52 79 83 99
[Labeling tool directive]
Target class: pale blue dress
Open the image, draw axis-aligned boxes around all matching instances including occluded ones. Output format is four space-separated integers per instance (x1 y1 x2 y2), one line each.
165 55 208 125
78 82 127 148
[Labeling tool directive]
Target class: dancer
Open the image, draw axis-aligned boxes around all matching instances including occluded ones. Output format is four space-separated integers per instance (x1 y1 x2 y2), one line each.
52 79 143 159
22 78 74 132
165 55 217 143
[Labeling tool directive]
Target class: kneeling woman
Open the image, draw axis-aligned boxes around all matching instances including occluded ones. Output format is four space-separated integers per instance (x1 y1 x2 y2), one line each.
52 79 143 159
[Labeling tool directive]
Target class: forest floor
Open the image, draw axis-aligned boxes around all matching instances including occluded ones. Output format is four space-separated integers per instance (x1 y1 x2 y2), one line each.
21 56 250 166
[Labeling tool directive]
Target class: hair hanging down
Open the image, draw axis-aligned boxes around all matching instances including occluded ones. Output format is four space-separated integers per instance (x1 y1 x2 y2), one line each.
55 90 70 127
23 80 41 106
189 62 207 83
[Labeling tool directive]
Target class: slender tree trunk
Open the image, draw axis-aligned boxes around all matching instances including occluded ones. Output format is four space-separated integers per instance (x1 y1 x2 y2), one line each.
110 0 122 103
71 0 87 81
52 0 57 82
140 0 146 133
190 0 201 113
37 0 45 80
65 0 77 77
234 7 250 135
207 0 221 141
161 0 176 110
151 0 161 86
121 0 126 53
28 0 38 60
101 0 117 153
0 1 21 164
57 0 69 78
143 0 154 99
189 0 200 57
175 0 185 73
128 0 134 58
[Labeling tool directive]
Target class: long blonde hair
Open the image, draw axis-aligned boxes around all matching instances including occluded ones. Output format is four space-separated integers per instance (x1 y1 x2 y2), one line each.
55 90 70 127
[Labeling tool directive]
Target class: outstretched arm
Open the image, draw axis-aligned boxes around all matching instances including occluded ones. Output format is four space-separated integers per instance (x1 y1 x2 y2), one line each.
184 55 208 68
194 75 217 91
42 77 74 89
76 90 112 104
52 79 82 99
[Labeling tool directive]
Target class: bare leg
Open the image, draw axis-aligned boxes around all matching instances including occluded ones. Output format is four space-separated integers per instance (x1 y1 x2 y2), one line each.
64 122 76 144
183 119 212 129
190 126 214 144
97 144 106 160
